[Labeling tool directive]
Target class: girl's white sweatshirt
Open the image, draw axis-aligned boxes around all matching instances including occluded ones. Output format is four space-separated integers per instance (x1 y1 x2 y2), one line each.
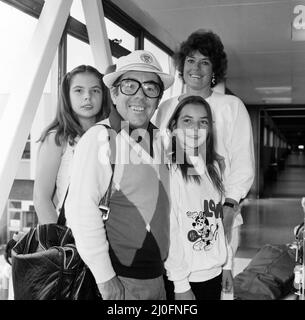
165 161 233 294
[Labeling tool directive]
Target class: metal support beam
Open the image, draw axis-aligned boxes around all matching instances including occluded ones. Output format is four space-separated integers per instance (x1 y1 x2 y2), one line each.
0 0 72 217
82 0 113 73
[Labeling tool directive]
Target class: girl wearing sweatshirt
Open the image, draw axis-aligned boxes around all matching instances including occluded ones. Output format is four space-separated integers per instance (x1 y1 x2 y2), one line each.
164 95 233 300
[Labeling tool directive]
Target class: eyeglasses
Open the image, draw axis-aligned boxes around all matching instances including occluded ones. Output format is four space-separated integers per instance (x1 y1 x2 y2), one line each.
116 78 162 98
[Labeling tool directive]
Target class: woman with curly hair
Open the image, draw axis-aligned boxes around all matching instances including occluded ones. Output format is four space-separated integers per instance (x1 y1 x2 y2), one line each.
155 29 255 298
174 29 227 94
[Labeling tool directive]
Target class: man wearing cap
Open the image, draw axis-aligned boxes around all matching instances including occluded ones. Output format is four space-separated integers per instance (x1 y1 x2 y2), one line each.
65 50 174 300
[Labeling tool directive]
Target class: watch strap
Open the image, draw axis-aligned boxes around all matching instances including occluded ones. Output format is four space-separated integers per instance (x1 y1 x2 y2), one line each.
223 201 235 208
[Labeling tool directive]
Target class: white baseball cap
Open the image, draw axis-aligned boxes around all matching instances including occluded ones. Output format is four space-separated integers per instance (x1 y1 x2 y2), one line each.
103 50 174 90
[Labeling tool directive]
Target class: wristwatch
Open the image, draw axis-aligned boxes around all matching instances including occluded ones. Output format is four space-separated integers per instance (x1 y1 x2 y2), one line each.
223 201 239 211
223 202 234 208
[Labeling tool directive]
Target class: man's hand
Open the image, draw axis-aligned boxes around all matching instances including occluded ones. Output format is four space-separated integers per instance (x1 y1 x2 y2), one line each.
175 289 196 300
97 276 125 300
222 269 233 293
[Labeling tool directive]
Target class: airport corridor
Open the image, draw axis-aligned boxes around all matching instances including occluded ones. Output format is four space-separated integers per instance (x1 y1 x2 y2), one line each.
233 152 305 277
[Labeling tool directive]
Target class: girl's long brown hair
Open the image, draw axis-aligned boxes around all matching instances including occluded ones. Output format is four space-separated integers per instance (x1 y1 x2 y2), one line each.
38 65 111 146
168 95 224 195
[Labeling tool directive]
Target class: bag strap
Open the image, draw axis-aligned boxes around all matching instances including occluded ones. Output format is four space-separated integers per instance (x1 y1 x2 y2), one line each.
98 161 115 222
57 124 115 226
57 189 70 226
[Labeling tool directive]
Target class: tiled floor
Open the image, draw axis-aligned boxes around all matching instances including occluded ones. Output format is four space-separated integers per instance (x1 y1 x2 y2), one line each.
207 152 305 299
237 152 305 259
231 152 305 299
237 197 304 258
264 152 305 198
229 197 303 299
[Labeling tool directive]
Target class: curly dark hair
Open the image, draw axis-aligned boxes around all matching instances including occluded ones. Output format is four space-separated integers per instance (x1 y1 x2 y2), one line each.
174 29 228 87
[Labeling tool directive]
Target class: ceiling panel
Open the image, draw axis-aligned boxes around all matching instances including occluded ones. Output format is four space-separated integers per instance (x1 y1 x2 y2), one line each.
128 0 304 103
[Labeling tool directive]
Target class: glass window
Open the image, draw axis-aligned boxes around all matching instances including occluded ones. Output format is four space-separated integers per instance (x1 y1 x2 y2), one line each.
0 2 37 98
0 2 56 250
22 135 31 160
67 35 118 73
269 131 274 147
0 1 51 111
275 135 279 148
67 35 95 71
144 39 170 74
7 200 38 240
70 0 85 24
0 2 52 163
23 209 38 230
264 127 268 147
70 0 135 53
105 18 135 52
9 201 21 209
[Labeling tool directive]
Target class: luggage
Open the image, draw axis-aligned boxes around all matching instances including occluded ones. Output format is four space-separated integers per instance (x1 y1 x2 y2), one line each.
11 224 101 300
233 244 296 300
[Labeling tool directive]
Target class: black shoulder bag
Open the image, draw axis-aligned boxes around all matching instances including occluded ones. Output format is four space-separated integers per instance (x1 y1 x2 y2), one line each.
11 126 115 300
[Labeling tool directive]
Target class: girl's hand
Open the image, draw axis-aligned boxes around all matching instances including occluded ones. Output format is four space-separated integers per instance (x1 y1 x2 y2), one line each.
175 289 196 300
222 269 233 293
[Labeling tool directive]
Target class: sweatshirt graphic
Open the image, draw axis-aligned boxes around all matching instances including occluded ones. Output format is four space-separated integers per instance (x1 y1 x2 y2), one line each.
165 167 233 293
186 199 222 251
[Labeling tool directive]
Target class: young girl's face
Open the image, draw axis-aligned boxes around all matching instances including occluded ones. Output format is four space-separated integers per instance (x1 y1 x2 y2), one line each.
174 103 209 152
69 72 103 122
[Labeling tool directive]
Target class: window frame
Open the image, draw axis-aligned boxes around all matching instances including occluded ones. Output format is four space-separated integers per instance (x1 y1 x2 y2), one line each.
1 0 174 101
102 0 173 56
1 0 173 63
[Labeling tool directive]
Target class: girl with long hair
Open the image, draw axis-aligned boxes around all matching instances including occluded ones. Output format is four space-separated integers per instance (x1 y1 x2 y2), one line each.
34 65 110 224
164 95 233 300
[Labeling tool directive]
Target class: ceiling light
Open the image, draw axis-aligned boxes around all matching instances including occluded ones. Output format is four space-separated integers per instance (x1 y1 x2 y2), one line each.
255 86 291 95
262 97 292 104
